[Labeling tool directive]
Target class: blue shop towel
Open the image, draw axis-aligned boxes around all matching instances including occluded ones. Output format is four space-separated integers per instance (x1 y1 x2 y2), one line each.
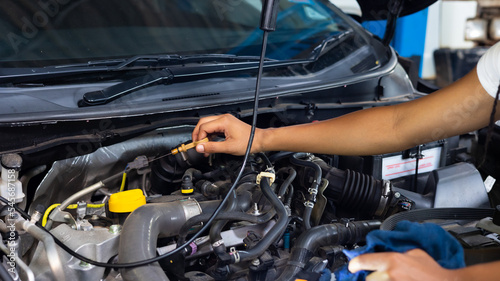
334 220 465 281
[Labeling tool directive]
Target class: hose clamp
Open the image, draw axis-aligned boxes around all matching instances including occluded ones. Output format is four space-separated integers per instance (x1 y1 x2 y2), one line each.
375 180 392 217
256 172 275 185
180 198 203 221
230 247 240 263
212 239 224 248
303 201 314 208
308 188 318 195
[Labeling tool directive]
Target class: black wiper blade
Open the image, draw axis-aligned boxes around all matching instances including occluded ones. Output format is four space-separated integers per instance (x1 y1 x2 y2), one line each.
0 54 272 84
110 54 271 69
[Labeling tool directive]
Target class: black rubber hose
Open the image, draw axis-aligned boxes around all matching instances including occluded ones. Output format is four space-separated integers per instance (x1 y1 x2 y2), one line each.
180 168 203 193
177 209 277 246
209 191 238 263
277 167 297 200
208 183 254 248
276 220 381 281
285 184 294 207
236 177 288 262
210 191 238 242
302 207 313 229
268 151 294 163
290 153 321 229
257 152 273 168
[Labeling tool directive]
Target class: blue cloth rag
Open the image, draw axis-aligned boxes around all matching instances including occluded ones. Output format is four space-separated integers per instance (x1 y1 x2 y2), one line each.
334 220 465 281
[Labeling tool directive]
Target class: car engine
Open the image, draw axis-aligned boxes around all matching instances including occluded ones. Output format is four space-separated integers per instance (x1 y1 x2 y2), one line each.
0 125 498 281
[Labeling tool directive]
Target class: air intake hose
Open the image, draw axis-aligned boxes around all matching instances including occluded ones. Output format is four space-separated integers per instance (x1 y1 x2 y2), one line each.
118 199 214 281
276 220 381 281
323 167 387 218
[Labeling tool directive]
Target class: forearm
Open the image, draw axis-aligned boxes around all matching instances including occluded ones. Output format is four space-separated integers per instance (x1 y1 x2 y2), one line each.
258 68 499 156
194 68 499 157
258 106 405 155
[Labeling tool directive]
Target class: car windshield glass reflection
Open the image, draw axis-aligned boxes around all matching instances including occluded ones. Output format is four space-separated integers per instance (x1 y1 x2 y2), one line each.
0 0 351 67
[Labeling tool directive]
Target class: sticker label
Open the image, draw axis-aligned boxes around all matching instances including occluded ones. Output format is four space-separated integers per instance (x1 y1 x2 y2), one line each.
382 147 442 180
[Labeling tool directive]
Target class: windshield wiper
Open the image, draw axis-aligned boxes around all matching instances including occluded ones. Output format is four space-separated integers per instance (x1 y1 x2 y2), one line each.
78 32 354 106
79 56 309 106
69 54 273 69
0 54 274 84
81 69 174 106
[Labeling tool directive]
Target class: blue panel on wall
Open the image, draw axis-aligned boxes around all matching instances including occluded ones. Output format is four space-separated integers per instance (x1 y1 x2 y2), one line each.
362 8 429 76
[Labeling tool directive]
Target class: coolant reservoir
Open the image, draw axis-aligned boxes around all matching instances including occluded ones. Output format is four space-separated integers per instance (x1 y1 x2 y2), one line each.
0 154 25 203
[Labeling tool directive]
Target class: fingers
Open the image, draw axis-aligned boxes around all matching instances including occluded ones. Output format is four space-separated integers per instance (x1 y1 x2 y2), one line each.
196 139 233 155
192 115 225 141
349 249 428 273
192 114 252 156
405 248 428 258
348 249 450 281
348 253 394 273
366 271 390 281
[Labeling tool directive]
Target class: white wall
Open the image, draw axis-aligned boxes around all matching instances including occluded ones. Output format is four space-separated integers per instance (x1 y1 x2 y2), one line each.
421 0 478 79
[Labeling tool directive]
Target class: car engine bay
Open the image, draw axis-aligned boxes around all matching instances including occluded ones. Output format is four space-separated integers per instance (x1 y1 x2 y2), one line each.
0 123 497 281
2 0 500 280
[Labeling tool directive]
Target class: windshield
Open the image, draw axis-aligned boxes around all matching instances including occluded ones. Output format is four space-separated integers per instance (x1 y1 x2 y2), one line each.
0 0 379 69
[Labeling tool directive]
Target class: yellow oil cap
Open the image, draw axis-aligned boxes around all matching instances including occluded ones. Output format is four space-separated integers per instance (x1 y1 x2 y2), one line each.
109 189 146 213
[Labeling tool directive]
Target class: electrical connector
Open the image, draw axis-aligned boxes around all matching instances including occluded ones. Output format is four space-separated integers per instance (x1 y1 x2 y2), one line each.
127 156 149 170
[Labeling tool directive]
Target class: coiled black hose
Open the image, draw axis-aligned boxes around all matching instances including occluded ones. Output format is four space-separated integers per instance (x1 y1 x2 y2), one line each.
290 153 321 229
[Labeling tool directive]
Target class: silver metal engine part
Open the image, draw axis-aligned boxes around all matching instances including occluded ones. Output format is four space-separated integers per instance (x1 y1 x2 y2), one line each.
29 224 119 281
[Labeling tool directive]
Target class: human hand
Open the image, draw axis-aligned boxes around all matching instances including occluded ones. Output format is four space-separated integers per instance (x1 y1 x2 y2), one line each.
348 249 457 281
192 114 262 156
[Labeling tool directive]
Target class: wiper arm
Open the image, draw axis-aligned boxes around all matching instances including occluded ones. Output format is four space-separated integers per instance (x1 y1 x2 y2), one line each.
309 30 354 61
81 69 173 106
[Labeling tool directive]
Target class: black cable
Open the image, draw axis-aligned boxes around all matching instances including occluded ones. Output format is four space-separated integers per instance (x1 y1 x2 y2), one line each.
0 30 272 270
257 152 273 169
